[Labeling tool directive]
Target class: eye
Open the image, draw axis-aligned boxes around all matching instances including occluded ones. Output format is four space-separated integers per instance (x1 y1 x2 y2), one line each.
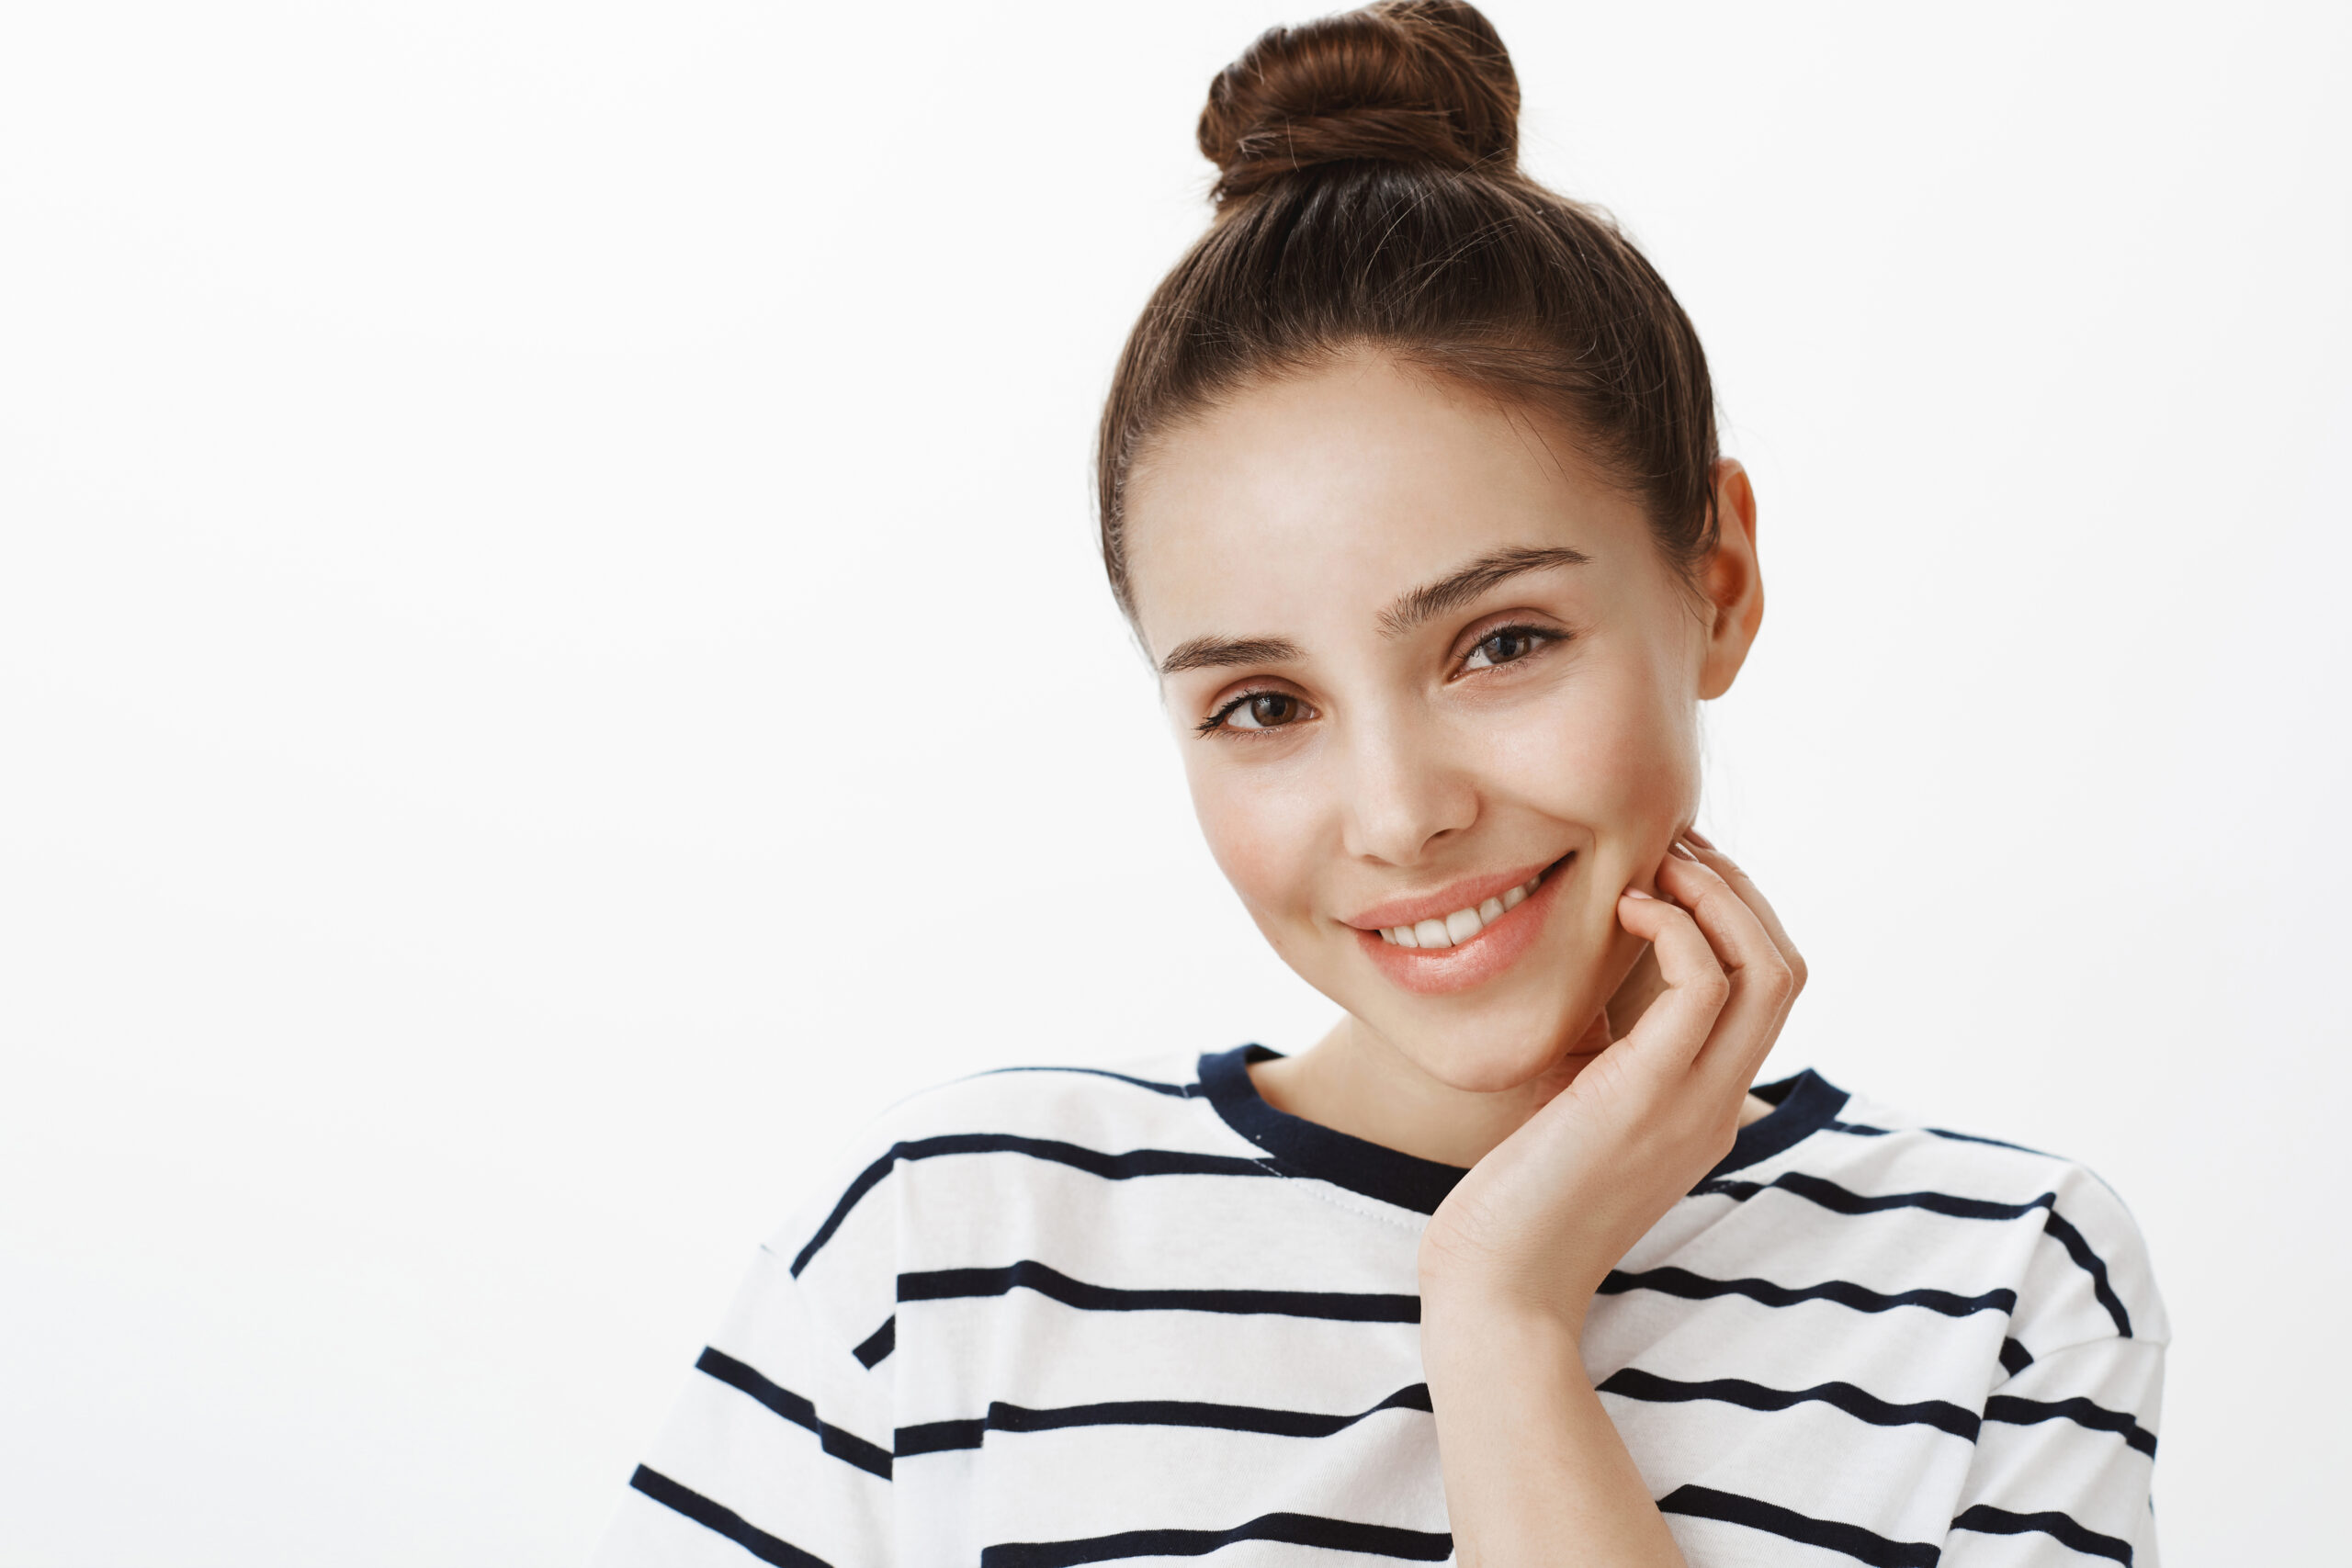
1460 625 1556 671
1200 689 1314 736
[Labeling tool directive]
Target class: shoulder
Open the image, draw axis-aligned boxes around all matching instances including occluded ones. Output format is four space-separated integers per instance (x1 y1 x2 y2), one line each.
1769 1079 2170 1352
802 1047 1238 1193
864 1048 1218 1148
762 1047 1254 1276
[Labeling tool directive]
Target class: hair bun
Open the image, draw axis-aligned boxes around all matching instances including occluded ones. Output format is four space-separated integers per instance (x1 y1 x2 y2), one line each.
1197 0 1521 204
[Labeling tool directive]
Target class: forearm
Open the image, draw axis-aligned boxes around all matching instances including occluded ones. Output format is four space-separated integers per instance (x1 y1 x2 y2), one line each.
1422 1302 1687 1568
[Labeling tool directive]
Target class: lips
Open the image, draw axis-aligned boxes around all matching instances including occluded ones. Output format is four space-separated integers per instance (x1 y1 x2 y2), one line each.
1344 857 1561 932
1373 865 1546 948
1348 853 1572 997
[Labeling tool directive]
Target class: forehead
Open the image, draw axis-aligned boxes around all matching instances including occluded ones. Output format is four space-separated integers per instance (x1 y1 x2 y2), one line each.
1124 355 1644 654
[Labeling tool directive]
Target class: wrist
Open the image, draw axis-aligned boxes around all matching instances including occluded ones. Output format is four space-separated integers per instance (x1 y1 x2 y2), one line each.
1419 1246 1603 1334
1418 1281 1589 1368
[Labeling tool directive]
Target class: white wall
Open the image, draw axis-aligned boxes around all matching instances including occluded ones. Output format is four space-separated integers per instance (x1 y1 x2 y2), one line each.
1 2 2342 1562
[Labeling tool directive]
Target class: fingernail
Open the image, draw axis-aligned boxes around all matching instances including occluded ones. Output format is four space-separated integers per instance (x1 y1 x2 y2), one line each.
1623 887 1656 900
1668 841 1698 860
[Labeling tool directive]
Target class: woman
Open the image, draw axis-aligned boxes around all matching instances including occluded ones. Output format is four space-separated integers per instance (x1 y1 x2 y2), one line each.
594 4 2165 1563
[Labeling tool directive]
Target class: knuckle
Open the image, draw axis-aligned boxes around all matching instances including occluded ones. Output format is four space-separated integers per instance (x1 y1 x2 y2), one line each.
1690 880 1736 917
1787 948 1810 991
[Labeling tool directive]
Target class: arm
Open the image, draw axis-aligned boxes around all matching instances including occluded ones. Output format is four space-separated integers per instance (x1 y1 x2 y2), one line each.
1419 835 1804 1566
1419 1303 1684 1564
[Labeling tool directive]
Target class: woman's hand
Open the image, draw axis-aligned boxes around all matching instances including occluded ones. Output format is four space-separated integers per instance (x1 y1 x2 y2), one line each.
1414 833 1806 1566
1418 831 1806 1326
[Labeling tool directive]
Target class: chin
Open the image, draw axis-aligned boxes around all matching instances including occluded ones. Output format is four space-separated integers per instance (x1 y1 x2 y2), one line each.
1360 984 1611 1095
1317 908 1645 1096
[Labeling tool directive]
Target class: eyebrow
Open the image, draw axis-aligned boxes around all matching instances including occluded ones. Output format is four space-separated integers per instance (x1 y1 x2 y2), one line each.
1377 545 1592 637
1157 635 1304 676
1153 544 1590 677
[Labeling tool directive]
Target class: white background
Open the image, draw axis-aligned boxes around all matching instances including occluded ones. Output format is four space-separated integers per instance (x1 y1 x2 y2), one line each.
2 2 2345 1562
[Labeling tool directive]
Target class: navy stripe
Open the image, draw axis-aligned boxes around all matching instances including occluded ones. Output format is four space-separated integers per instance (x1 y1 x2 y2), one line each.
792 1135 1269 1277
1951 1503 2133 1563
2000 1337 2035 1375
886 1134 1269 1183
1602 1367 1978 1441
694 1348 892 1479
629 1466 832 1568
2039 1208 2135 1337
897 1416 988 1457
852 1315 895 1369
1600 1263 2015 1320
1657 1484 1938 1568
1694 1171 2132 1337
792 1151 896 1277
979 1511 1453 1567
1827 1117 2049 1156
970 1065 1200 1099
899 1258 1420 1322
898 1384 1432 1456
1923 1127 2045 1154
1985 1393 2157 1458
1699 1169 2050 1221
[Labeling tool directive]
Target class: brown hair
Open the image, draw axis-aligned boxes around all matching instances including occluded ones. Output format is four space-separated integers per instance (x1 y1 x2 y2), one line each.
1097 0 1720 622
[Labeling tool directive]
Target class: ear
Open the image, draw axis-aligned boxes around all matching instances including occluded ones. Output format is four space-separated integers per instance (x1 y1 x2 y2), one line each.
1695 458 1762 701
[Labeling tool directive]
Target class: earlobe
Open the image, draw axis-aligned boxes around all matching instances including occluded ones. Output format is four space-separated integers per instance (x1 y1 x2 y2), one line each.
1696 459 1763 701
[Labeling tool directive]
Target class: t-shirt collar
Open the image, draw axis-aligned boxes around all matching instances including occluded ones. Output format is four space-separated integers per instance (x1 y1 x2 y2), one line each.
1197 1043 1848 1217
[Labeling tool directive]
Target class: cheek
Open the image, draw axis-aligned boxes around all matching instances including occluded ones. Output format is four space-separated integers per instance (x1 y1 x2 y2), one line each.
1182 753 1325 934
1488 656 1699 838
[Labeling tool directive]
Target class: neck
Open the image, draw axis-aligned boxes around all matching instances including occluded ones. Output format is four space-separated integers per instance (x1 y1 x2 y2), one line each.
1249 1011 1611 1168
1250 1005 1777 1168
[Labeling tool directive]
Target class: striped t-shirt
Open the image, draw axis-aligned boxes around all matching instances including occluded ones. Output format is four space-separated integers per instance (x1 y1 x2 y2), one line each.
594 1046 2166 1567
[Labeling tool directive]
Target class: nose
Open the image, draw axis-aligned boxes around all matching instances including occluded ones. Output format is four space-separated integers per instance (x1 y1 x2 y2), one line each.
1336 707 1478 866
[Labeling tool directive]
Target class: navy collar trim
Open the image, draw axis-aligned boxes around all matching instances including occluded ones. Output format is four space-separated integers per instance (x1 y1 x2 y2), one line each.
1197 1043 1849 1217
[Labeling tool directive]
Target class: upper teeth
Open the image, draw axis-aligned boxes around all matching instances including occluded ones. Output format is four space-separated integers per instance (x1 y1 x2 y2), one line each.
1378 870 1544 949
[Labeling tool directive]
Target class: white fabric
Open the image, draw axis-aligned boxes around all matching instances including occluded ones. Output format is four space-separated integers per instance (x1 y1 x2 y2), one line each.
591 1048 2166 1567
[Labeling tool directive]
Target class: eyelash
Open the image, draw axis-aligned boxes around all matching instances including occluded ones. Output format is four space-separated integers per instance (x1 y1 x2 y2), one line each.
1195 622 1568 737
1196 689 1291 736
1457 622 1565 673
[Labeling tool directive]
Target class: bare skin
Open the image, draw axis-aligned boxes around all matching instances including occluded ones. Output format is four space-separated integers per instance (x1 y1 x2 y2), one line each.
1250 1008 1775 1168
1124 349 1804 1565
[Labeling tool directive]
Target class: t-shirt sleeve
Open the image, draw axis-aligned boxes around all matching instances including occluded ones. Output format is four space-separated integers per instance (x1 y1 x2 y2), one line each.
1941 1167 2168 1566
591 1158 900 1568
1941 1337 2165 1565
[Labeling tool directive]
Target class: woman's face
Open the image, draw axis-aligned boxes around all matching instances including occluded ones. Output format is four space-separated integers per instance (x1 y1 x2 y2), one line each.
1125 351 1759 1093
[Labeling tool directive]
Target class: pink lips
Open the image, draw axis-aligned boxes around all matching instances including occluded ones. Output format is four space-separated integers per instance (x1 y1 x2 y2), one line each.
1348 854 1571 996
1341 859 1557 933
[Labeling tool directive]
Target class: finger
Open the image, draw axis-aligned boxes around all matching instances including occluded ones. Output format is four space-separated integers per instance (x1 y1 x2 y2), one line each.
1613 889 1732 1073
1600 935 1668 1043
1654 847 1778 984
1676 832 1806 995
1652 851 1797 1085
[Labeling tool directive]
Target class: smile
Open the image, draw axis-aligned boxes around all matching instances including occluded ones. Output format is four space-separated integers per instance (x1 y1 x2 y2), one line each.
1375 867 1545 948
1347 853 1571 997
